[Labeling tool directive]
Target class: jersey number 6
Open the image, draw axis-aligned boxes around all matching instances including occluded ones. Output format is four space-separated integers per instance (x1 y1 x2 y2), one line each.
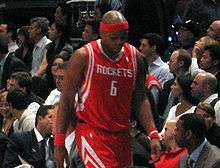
110 81 117 96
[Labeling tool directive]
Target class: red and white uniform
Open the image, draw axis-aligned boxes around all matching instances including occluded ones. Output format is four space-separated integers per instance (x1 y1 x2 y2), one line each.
75 39 137 168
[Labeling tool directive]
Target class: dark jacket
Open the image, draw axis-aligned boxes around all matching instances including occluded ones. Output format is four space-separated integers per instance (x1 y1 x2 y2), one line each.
179 142 220 168
14 46 33 72
1 52 27 89
0 132 9 167
206 123 220 149
3 129 52 168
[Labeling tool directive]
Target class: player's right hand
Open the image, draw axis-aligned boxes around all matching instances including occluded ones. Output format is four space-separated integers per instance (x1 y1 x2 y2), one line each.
54 145 68 168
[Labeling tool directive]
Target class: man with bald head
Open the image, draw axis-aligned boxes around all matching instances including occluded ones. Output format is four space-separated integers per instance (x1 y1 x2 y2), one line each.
207 20 220 41
54 11 160 168
155 120 187 168
191 72 220 124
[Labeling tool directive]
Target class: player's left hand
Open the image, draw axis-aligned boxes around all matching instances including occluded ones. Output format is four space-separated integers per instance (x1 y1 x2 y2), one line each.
148 138 161 164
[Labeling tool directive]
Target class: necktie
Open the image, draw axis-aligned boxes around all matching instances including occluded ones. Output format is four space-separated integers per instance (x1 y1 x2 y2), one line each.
187 156 195 168
39 139 46 161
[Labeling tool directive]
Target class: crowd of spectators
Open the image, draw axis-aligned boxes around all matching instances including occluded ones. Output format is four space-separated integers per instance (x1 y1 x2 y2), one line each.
1 0 220 167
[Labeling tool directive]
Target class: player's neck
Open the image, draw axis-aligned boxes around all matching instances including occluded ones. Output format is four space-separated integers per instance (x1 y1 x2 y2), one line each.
101 41 121 60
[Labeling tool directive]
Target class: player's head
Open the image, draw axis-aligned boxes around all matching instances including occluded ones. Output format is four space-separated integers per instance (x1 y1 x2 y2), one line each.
100 10 128 54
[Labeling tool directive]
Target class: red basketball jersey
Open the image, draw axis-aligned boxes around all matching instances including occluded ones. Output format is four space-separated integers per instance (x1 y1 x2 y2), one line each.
76 39 137 132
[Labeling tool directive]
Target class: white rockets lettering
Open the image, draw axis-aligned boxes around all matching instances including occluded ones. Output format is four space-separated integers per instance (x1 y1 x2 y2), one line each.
96 64 133 78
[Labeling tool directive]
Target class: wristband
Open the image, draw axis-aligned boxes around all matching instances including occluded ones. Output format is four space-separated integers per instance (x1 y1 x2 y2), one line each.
148 128 160 140
54 133 66 146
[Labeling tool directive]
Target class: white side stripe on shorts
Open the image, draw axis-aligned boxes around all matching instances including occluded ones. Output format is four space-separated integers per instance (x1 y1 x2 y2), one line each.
81 136 106 168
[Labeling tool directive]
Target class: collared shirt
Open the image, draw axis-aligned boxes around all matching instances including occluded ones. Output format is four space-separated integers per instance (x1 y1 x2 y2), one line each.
203 93 220 125
0 53 9 88
34 127 44 143
44 88 61 105
31 36 51 76
13 103 38 133
148 57 173 87
34 128 55 168
189 139 207 165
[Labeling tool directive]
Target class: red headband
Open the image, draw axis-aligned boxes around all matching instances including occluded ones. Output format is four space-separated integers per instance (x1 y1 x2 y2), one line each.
0 24 7 30
100 21 129 32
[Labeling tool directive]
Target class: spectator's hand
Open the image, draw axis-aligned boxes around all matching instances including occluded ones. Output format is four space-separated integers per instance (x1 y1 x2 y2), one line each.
148 138 161 164
54 145 68 168
192 46 202 58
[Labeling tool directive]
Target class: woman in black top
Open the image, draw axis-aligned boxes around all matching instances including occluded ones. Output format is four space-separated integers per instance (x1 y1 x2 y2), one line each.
14 26 34 71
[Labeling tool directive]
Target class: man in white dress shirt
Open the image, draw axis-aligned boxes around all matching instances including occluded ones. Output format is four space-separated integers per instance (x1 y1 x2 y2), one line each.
28 17 51 76
139 33 173 87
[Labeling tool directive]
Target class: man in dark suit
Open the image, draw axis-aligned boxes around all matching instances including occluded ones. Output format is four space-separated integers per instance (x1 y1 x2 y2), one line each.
175 113 220 168
3 105 55 168
0 132 9 167
0 37 26 89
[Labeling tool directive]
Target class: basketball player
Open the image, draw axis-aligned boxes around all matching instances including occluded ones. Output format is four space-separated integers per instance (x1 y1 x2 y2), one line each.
54 10 160 168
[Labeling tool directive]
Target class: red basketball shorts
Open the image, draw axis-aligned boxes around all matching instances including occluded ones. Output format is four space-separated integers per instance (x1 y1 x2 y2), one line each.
75 123 132 168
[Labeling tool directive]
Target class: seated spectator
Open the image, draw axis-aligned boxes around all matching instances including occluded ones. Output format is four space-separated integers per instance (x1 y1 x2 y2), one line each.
195 103 220 148
29 17 51 76
0 92 14 136
82 17 99 44
36 19 70 77
191 72 220 124
14 26 34 71
176 113 220 168
158 49 192 118
191 36 219 75
44 62 67 105
139 33 173 87
3 105 55 168
7 71 44 105
6 89 37 133
0 22 18 53
0 37 26 89
31 52 70 100
161 73 196 134
155 120 187 168
199 44 220 97
50 55 65 77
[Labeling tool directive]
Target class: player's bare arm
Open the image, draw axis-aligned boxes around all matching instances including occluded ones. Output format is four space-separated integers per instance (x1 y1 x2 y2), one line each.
133 51 161 162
